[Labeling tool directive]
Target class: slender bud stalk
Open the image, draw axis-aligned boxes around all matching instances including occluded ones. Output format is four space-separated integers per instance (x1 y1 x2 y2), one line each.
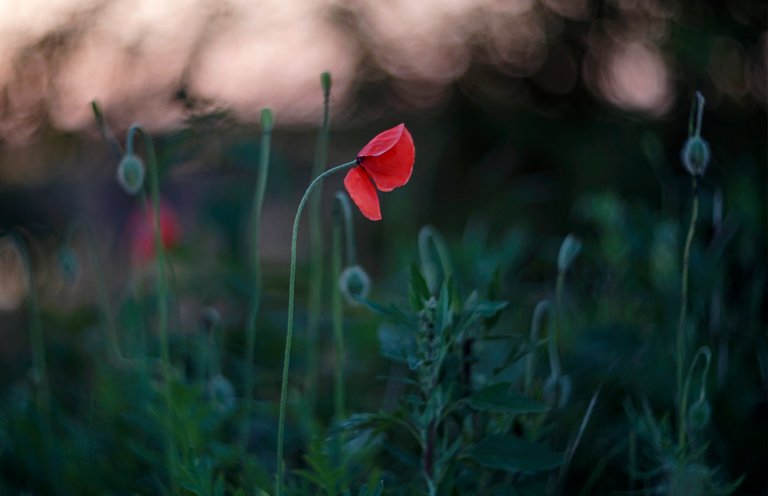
305 72 332 414
242 109 273 453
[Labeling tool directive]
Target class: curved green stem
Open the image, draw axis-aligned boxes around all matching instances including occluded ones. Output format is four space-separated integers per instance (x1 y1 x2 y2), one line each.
676 177 699 450
525 300 553 396
680 346 711 450
305 75 332 415
4 231 50 420
276 160 356 495
331 192 355 423
66 222 126 367
243 109 273 452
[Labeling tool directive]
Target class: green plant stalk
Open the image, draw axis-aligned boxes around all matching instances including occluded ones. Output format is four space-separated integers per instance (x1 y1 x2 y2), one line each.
276 160 356 496
525 300 552 396
676 177 699 450
305 79 332 414
242 111 273 452
680 346 711 448
7 232 51 422
127 124 177 492
554 270 565 377
68 223 125 367
330 213 347 474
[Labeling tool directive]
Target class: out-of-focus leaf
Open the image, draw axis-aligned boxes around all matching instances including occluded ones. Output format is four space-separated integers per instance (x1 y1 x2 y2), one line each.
378 324 415 363
469 435 562 474
467 383 548 414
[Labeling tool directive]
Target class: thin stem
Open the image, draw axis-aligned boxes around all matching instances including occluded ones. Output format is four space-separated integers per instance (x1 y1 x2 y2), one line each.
305 77 332 414
525 300 552 396
676 177 699 450
243 110 273 452
554 271 566 377
331 219 345 420
334 191 356 266
680 346 711 449
5 231 50 419
68 222 126 367
276 160 356 495
127 124 176 492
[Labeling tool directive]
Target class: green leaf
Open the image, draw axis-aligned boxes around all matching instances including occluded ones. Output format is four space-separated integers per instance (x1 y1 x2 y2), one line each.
409 263 431 309
467 383 548 414
469 435 562 474
473 300 508 318
378 324 415 363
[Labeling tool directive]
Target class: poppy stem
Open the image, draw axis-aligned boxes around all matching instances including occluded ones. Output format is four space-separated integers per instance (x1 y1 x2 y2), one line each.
126 124 177 493
242 109 273 454
305 73 332 417
676 177 699 451
525 300 552 397
276 160 357 496
331 192 355 421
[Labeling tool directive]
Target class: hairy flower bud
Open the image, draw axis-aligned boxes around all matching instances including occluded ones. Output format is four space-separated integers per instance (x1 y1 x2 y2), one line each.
339 265 371 305
680 136 710 177
117 154 145 194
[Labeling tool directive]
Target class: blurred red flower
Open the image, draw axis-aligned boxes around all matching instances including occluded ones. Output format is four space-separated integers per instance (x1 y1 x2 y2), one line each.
127 200 182 264
344 123 415 221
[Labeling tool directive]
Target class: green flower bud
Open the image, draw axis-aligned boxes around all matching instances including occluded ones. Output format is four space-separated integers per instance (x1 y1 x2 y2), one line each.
339 265 371 305
680 136 710 177
117 153 145 195
557 234 582 273
321 72 332 96
687 399 711 430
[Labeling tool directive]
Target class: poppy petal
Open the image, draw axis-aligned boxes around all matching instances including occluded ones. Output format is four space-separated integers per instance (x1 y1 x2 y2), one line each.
343 167 382 221
357 123 405 158
359 125 414 192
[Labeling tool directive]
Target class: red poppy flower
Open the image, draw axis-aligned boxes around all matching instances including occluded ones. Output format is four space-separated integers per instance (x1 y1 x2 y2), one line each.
344 124 415 221
127 199 182 264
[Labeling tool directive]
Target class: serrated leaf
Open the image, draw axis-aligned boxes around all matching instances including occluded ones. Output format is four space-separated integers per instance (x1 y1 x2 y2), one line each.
467 383 548 414
469 435 562 474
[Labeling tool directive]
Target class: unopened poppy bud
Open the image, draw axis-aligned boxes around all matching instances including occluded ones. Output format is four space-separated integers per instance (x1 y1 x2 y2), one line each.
201 306 222 333
117 153 145 195
687 399 711 430
557 234 582 273
680 136 710 177
321 71 332 96
339 265 370 305
543 374 572 408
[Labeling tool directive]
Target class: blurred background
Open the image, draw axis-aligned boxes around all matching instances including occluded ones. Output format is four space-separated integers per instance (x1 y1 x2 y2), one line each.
0 0 766 493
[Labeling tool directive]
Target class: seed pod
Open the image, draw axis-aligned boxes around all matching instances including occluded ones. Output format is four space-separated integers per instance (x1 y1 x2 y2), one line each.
116 153 145 194
680 136 711 177
339 265 371 305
